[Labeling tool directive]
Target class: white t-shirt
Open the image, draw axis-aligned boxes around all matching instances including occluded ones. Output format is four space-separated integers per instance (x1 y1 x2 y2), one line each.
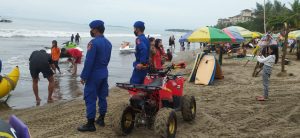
257 55 275 67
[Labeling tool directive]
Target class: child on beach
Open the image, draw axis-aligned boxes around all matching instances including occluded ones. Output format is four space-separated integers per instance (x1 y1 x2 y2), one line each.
51 40 61 74
256 46 278 101
166 49 173 61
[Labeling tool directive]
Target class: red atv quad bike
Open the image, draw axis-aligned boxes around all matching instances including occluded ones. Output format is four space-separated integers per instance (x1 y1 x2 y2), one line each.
111 62 196 138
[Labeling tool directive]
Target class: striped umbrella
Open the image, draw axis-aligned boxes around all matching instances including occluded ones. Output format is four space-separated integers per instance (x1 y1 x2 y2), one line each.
222 28 245 43
187 26 231 43
179 31 192 43
224 26 253 39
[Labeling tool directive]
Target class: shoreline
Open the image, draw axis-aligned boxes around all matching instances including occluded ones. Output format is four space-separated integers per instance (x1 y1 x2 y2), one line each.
1 50 300 137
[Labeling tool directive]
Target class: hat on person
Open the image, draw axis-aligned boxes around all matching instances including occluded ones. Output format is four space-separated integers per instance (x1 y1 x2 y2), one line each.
89 20 104 29
133 21 145 28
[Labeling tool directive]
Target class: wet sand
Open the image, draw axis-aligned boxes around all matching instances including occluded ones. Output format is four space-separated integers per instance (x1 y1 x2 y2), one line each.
0 50 300 138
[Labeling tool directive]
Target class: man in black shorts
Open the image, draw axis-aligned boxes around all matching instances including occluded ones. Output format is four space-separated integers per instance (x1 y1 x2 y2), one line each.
29 50 55 105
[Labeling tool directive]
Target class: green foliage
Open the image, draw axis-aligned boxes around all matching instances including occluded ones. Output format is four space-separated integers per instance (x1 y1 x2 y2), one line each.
216 0 300 32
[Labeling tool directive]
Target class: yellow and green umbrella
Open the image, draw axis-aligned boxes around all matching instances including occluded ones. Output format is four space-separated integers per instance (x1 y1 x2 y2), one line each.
288 30 300 40
187 26 231 43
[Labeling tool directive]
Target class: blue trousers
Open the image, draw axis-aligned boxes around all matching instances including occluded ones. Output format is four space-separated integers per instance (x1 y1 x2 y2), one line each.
84 77 109 119
130 68 148 84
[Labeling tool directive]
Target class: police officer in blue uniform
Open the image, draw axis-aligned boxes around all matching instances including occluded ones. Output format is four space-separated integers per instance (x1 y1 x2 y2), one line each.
77 20 112 132
130 21 150 84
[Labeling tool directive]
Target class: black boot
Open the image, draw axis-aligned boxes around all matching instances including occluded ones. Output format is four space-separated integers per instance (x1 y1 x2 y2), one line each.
96 114 105 127
77 119 96 132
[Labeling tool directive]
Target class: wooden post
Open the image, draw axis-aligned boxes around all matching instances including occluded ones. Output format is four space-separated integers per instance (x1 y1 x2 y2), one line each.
281 23 289 72
219 44 223 65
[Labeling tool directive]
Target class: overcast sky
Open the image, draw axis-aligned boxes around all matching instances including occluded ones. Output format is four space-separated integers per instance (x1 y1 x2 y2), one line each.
0 0 295 29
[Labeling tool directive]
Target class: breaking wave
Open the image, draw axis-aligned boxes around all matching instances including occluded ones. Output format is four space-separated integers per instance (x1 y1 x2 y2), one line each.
0 29 161 38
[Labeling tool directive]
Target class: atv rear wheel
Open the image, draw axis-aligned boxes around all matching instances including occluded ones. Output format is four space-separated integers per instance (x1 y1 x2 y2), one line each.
154 108 177 138
111 103 135 135
181 95 196 121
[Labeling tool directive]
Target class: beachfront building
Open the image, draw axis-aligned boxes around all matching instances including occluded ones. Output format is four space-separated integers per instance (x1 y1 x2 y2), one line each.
217 9 254 26
217 18 231 26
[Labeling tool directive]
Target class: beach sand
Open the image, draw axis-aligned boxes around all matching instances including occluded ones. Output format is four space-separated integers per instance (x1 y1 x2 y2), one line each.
1 50 300 138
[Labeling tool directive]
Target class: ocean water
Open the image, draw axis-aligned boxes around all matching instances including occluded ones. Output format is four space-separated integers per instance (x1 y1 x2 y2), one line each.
0 17 196 109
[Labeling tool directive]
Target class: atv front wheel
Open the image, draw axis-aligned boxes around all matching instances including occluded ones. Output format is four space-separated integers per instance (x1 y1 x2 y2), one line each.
111 103 135 135
154 108 177 138
181 95 196 121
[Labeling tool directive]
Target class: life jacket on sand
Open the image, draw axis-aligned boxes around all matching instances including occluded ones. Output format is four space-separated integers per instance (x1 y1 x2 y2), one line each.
0 119 17 138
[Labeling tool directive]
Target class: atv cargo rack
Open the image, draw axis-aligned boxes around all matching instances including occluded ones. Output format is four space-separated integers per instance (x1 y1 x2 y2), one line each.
116 83 161 92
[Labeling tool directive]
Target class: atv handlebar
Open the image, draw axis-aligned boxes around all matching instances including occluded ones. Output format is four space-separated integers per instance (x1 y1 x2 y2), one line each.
149 62 186 77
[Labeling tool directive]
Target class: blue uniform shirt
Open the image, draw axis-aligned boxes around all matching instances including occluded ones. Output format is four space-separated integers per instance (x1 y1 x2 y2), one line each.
133 34 150 67
81 35 112 81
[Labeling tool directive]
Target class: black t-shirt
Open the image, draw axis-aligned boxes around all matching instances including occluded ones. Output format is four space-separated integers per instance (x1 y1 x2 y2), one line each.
29 50 53 69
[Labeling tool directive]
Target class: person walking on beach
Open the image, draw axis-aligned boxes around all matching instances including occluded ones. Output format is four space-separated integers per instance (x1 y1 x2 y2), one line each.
77 20 112 132
130 21 150 84
61 48 82 75
75 33 80 45
71 34 74 43
29 50 55 105
256 46 278 101
169 35 175 49
51 40 61 74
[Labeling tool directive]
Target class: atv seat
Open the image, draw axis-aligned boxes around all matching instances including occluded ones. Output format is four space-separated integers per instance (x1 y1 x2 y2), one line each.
147 78 163 87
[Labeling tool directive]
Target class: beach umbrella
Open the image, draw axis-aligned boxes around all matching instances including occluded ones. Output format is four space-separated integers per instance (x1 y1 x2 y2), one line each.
262 33 283 40
258 35 278 48
222 28 245 43
288 30 300 40
252 32 263 38
224 26 253 39
187 26 231 43
179 32 193 43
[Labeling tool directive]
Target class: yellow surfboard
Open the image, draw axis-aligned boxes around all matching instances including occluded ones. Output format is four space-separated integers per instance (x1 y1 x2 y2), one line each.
0 66 20 98
195 55 215 85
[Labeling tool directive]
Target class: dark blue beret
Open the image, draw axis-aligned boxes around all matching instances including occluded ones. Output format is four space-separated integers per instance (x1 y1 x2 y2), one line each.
134 21 145 28
89 20 104 28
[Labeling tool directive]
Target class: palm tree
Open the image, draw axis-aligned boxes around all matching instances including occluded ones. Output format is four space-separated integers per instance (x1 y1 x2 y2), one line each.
289 0 300 29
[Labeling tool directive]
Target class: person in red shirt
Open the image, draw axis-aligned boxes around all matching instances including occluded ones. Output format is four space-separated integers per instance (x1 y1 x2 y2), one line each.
152 39 165 70
61 48 82 75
